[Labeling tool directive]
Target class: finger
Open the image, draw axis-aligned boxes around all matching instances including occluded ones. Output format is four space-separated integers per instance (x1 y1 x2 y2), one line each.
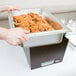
16 34 27 43
21 33 29 40
24 35 29 41
20 35 29 42
18 27 30 33
8 9 20 11
7 5 20 11
23 30 30 34
10 41 20 46
16 39 22 45
18 37 26 43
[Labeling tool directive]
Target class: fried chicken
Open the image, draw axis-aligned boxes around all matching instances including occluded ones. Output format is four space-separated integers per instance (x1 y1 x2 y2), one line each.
13 12 55 33
45 17 62 30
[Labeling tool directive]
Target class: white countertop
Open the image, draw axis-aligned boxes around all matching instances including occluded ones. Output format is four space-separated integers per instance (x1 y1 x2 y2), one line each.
0 40 76 76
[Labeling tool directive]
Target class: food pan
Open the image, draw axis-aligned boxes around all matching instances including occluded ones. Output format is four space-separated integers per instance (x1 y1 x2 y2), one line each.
8 8 71 47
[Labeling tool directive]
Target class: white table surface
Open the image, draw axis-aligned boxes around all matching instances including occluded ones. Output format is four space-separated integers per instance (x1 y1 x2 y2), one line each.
0 40 76 76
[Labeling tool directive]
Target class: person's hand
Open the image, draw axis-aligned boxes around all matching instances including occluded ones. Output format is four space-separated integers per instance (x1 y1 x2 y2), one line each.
0 5 19 12
4 28 29 46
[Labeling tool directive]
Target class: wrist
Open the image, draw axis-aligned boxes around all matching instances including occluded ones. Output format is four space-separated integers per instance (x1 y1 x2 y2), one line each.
0 27 9 40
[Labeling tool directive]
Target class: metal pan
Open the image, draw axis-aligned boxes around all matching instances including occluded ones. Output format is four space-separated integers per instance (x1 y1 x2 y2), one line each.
8 8 71 47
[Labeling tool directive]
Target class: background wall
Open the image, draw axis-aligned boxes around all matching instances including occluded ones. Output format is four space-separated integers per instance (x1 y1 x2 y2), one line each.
0 0 76 19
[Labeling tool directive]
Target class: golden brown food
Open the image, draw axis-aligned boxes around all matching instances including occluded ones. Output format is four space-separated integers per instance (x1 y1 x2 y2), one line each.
49 21 62 30
45 17 62 30
13 12 55 33
13 16 24 23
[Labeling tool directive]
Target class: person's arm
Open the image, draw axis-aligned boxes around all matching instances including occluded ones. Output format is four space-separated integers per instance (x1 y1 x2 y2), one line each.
0 27 8 40
0 5 29 45
0 27 29 45
0 5 19 12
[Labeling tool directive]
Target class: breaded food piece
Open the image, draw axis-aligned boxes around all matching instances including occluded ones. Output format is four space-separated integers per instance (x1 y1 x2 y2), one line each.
49 21 62 30
45 17 62 30
24 15 32 21
21 26 30 31
30 25 40 33
14 22 21 27
37 22 54 31
28 12 46 23
14 21 30 27
13 16 23 23
21 14 27 18
45 24 54 31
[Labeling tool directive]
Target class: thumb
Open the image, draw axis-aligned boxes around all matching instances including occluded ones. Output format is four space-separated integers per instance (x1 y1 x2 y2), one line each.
23 30 30 34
